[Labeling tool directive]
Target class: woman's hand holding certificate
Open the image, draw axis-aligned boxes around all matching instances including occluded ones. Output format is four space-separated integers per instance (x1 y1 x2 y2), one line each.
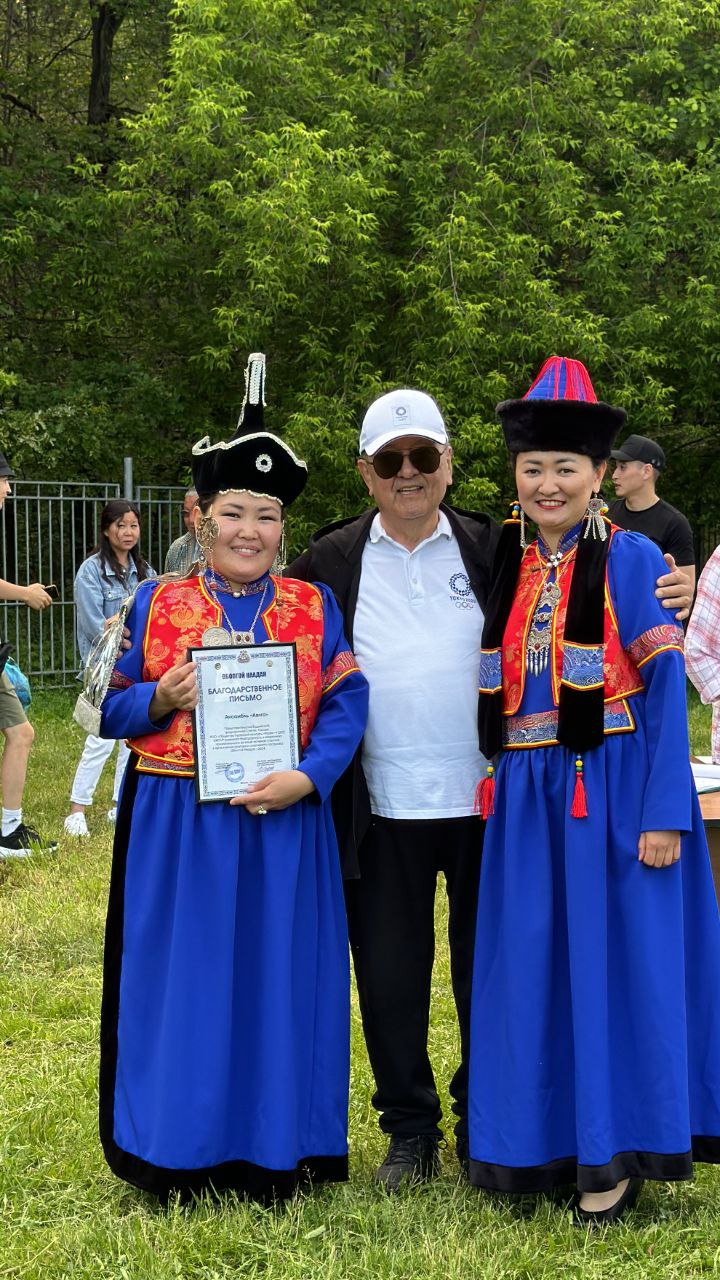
230 769 315 815
149 658 198 720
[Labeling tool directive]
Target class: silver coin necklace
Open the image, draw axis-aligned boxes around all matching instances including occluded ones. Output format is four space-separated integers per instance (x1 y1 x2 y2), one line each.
202 575 270 647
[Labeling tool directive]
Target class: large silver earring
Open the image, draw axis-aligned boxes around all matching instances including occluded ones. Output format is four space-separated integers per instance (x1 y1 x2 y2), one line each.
197 514 219 559
583 492 608 541
519 505 527 549
272 525 287 577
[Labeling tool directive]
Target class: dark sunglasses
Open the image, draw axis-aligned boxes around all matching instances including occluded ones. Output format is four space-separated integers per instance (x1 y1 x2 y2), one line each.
370 445 446 480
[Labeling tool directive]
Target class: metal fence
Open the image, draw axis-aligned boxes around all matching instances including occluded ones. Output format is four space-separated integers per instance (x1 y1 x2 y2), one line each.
136 484 189 577
0 469 187 687
3 475 718 690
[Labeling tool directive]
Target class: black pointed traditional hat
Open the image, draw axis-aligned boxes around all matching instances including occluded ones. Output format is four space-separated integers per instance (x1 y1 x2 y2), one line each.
192 353 308 506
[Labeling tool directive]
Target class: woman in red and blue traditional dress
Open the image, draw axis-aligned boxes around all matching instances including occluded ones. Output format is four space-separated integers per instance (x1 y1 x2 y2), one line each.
98 355 368 1202
469 357 720 1223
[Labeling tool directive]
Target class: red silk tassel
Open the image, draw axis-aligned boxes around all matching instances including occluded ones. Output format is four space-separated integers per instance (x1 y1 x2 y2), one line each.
570 755 588 819
475 765 495 819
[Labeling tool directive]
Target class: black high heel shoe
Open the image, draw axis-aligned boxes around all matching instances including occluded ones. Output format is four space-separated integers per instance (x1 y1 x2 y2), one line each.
573 1177 643 1226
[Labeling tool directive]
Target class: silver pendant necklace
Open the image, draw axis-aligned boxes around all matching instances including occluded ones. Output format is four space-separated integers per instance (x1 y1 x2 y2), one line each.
526 577 562 675
525 540 572 675
202 574 270 646
526 525 584 672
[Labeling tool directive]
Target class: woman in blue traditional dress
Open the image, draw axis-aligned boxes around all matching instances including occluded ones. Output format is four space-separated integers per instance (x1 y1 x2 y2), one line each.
470 356 720 1223
98 354 368 1202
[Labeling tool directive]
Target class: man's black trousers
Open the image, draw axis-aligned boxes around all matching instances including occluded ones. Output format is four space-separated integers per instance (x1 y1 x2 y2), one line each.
345 815 484 1140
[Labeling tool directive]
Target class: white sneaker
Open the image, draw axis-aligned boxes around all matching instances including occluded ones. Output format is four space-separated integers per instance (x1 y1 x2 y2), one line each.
106 807 117 825
63 812 89 837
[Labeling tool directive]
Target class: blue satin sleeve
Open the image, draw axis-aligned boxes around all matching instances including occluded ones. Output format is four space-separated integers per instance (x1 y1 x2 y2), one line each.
607 531 691 833
296 584 369 803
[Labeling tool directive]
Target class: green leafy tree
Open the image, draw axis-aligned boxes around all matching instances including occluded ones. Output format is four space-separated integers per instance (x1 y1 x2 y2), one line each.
1 0 720 554
0 0 171 477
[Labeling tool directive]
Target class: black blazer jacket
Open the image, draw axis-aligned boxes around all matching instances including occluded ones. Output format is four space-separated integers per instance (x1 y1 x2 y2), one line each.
288 503 499 877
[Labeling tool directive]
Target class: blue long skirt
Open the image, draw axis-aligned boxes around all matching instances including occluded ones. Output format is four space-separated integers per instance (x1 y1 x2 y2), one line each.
468 708 720 1192
100 762 350 1200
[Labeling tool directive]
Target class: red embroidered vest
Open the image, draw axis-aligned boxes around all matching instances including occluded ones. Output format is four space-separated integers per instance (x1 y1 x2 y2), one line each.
129 576 325 776
502 531 644 717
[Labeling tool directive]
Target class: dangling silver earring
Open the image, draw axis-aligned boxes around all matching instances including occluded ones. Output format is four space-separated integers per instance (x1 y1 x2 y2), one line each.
272 524 287 577
197 514 219 557
195 542 207 572
519 505 527 550
196 514 219 576
583 492 608 541
510 500 528 549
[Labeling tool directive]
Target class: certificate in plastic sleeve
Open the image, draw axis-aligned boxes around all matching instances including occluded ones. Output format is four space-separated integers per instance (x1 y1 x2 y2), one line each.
190 643 301 803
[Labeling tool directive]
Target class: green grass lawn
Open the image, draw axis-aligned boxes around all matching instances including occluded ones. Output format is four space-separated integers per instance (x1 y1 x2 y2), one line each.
0 689 718 1280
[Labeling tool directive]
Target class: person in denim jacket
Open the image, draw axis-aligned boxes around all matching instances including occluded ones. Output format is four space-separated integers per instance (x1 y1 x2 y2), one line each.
64 501 154 836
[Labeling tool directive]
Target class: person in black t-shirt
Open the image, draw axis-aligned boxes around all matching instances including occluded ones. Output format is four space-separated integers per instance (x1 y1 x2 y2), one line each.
609 433 696 592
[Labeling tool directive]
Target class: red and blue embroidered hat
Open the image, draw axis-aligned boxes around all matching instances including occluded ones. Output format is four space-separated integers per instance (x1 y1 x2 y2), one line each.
496 355 626 459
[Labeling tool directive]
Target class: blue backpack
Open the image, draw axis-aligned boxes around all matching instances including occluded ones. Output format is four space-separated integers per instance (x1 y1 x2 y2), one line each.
5 657 31 708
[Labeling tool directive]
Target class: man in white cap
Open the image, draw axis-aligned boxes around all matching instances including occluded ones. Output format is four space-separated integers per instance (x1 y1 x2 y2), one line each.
289 387 694 1189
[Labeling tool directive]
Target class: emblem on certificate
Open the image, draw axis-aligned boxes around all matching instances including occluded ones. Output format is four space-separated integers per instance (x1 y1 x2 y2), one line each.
190 643 301 803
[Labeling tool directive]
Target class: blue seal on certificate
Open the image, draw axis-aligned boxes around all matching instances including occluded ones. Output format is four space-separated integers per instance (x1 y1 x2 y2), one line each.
224 762 245 784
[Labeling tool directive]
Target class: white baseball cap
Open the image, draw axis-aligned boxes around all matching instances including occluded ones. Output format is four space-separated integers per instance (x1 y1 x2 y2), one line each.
359 389 448 457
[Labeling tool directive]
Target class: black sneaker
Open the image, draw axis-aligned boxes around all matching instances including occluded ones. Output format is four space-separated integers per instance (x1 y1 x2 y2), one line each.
375 1135 440 1192
0 823 57 859
456 1133 470 1176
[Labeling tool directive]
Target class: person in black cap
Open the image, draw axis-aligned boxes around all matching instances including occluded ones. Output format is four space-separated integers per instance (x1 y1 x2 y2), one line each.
0 451 56 857
95 354 368 1203
609 433 695 592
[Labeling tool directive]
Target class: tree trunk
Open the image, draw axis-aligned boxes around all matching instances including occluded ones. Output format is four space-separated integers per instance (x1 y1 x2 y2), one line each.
1 0 18 159
87 2 125 126
1 0 16 76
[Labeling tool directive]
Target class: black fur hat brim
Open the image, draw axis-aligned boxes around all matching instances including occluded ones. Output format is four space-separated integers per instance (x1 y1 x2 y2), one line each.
192 432 308 507
497 398 627 459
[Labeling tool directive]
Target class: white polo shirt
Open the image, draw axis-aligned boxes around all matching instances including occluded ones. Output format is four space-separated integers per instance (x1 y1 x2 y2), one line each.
353 512 487 820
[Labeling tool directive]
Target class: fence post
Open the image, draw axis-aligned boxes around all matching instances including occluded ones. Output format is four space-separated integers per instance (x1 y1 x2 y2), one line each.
123 456 134 501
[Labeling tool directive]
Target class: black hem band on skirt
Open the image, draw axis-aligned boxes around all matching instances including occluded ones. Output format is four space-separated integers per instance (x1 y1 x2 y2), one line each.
468 1137 720 1194
99 758 348 1206
102 1137 349 1203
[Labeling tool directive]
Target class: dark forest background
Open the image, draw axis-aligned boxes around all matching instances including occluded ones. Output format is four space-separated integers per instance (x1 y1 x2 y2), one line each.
2 0 719 553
